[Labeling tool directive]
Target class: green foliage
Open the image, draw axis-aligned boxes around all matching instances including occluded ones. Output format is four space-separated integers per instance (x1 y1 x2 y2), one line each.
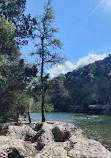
0 17 21 61
0 0 34 45
36 102 54 113
45 103 54 112
0 55 7 84
0 58 38 121
0 17 14 54
0 16 14 39
0 55 7 66
0 0 26 21
47 75 70 112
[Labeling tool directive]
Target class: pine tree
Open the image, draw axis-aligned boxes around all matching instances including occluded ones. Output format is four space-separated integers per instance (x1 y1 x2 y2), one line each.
32 0 63 122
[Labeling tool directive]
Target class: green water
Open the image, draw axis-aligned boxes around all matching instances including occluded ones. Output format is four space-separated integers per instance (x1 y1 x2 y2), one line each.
30 112 111 151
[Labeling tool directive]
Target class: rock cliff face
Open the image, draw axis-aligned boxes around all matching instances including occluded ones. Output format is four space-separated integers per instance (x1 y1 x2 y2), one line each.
0 122 111 158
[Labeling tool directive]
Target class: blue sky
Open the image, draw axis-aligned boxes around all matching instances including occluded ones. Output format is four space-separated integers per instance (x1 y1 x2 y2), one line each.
21 0 111 78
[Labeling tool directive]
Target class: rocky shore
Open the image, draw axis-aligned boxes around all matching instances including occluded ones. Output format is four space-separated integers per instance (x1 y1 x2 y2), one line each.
0 121 111 158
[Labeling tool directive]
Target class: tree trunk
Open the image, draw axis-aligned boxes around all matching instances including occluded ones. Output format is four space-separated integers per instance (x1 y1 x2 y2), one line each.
16 107 19 123
41 37 46 122
42 92 45 122
28 111 31 124
16 111 19 123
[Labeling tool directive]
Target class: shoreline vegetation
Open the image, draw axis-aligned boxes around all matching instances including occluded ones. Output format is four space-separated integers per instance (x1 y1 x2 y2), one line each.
0 120 111 158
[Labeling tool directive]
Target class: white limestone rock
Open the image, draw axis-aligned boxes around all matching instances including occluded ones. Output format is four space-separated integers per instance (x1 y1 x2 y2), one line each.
0 122 111 158
68 136 111 158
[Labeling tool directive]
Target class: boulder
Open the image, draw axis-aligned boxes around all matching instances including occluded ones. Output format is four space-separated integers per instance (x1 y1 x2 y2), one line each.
0 136 35 158
7 124 36 140
52 126 70 142
0 123 9 136
36 144 69 158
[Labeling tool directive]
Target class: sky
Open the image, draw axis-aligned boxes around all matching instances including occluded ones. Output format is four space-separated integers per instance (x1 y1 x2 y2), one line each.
21 0 111 78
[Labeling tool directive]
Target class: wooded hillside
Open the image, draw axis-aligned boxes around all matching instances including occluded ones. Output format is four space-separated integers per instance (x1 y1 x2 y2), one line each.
47 55 111 113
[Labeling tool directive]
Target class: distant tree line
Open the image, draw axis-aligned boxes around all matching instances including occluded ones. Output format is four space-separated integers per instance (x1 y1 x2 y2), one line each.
46 56 111 114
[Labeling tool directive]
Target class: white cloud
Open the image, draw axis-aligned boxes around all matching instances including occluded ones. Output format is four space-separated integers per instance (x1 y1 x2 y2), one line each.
48 53 107 78
76 53 106 66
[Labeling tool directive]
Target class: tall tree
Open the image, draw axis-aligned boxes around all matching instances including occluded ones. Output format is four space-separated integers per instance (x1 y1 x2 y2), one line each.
32 0 63 122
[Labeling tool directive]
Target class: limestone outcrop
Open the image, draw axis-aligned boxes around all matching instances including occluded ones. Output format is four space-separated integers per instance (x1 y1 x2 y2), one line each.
0 122 111 158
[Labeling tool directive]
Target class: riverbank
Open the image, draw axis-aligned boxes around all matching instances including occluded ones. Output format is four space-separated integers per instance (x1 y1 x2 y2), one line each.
30 112 111 151
0 121 111 158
